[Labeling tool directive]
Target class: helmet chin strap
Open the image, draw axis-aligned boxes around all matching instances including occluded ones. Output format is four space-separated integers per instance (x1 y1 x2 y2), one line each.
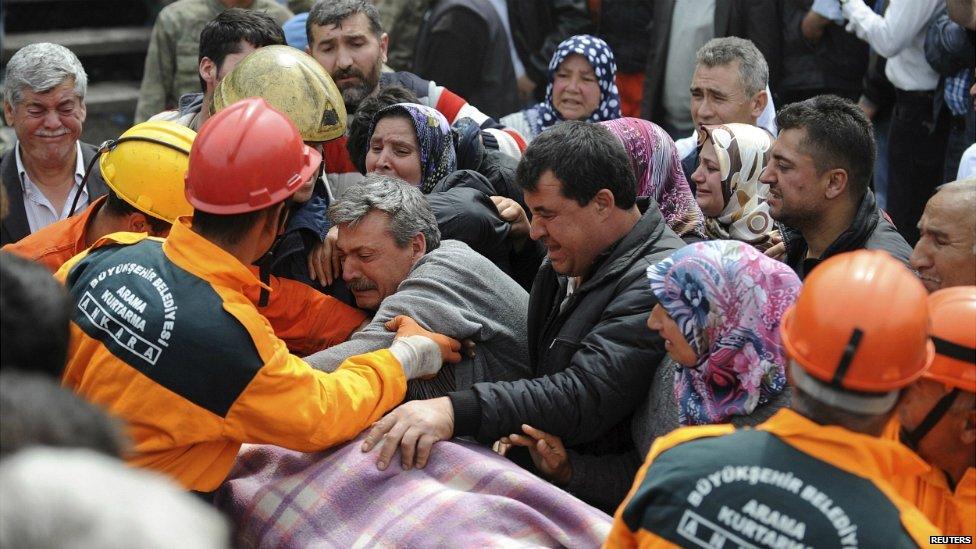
67 139 113 218
68 135 193 218
900 388 961 450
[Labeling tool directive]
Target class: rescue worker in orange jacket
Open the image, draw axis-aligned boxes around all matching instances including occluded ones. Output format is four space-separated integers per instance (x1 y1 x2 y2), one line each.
4 120 361 355
605 250 941 548
891 286 976 538
57 98 463 492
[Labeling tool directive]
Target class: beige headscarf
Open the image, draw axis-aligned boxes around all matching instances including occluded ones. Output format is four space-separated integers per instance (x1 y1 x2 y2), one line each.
697 123 779 252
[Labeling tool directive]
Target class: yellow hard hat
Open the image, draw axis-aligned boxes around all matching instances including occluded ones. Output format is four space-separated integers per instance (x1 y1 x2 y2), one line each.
212 45 347 143
99 121 195 223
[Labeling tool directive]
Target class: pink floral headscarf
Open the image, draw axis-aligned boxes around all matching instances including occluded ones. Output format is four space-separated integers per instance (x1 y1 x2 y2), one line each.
647 240 801 425
601 118 707 240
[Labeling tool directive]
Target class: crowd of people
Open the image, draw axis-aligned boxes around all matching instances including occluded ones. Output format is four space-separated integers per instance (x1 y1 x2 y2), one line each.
0 0 974 546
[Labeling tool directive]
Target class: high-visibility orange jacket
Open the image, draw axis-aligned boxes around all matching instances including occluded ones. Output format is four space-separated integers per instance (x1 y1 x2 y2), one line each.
883 421 975 539
55 220 406 492
2 196 105 272
5 206 364 356
605 409 941 548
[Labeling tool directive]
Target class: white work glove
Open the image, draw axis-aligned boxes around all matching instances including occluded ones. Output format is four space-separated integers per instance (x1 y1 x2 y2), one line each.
384 316 462 379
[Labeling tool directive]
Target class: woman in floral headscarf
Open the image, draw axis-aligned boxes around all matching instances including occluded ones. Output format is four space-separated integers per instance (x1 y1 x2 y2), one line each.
645 240 800 425
497 239 798 512
366 102 457 193
599 118 707 241
691 123 781 255
500 35 621 143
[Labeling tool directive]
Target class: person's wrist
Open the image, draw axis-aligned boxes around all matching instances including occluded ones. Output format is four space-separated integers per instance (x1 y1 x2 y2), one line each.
554 461 572 486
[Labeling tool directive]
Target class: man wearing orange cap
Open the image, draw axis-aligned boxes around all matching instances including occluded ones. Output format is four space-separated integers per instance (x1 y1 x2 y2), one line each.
56 98 462 493
893 287 976 538
605 250 940 547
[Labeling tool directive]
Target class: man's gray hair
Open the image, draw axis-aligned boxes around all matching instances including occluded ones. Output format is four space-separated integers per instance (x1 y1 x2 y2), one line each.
3 43 88 107
936 177 976 195
328 174 441 252
696 37 768 97
0 448 230 548
306 0 384 46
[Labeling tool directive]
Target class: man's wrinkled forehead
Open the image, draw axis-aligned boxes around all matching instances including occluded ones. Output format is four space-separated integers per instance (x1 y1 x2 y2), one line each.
922 191 976 236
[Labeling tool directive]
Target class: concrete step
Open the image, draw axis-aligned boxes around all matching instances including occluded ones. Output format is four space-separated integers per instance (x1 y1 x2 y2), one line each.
85 81 141 115
2 26 151 63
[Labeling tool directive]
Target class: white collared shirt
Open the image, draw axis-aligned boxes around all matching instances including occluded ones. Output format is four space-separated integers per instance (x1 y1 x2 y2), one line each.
15 141 88 234
842 0 941 92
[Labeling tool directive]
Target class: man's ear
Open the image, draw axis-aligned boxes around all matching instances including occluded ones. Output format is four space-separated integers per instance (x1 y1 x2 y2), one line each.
3 101 14 126
592 188 617 217
199 57 217 91
126 212 150 233
962 408 976 445
823 169 849 200
751 88 768 122
379 32 390 64
410 232 426 260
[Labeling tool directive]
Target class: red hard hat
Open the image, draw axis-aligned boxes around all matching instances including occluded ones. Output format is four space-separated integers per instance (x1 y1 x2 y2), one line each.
780 250 934 393
925 286 976 393
184 97 321 214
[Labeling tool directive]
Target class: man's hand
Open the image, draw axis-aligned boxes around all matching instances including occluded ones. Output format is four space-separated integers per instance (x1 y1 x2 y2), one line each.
857 97 877 120
517 74 537 104
491 196 530 247
385 315 462 364
764 242 787 261
361 397 455 470
308 226 340 286
501 424 572 486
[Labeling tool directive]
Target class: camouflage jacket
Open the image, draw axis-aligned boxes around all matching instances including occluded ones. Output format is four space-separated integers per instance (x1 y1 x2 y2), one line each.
135 0 292 122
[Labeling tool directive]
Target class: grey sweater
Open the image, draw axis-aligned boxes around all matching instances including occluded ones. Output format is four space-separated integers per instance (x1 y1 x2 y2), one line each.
305 240 531 399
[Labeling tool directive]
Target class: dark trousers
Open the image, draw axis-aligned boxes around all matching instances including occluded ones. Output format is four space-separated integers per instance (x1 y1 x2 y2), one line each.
944 108 975 183
886 90 951 245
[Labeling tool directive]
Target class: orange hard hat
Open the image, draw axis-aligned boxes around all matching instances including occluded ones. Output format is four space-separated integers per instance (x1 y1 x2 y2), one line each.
780 250 934 393
925 286 976 393
184 97 321 214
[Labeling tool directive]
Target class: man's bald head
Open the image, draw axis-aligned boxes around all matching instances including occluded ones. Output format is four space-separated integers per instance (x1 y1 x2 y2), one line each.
910 179 976 292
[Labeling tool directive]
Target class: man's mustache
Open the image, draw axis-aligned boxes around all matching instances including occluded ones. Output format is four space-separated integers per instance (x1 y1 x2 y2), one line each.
348 277 377 291
334 67 366 82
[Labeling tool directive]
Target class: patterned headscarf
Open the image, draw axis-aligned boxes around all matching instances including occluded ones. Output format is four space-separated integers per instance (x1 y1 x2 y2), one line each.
521 35 621 138
697 123 778 251
600 118 707 240
646 240 801 426
369 103 457 193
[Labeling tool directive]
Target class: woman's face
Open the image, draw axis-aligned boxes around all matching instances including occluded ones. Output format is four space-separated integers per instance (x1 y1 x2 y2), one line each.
647 303 698 367
551 54 601 121
365 116 423 186
692 139 725 217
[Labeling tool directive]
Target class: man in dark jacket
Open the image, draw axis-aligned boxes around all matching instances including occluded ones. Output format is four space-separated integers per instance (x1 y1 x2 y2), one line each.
778 0 869 105
761 95 912 279
507 0 592 103
641 0 781 136
412 0 520 118
359 121 684 482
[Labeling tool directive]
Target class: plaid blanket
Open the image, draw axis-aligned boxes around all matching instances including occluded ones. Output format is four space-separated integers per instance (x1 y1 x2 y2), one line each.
216 437 612 548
